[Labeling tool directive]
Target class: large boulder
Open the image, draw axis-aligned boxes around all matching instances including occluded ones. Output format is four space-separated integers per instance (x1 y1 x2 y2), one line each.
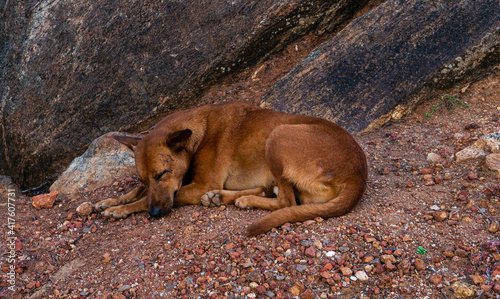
262 0 500 132
49 132 138 197
0 0 369 189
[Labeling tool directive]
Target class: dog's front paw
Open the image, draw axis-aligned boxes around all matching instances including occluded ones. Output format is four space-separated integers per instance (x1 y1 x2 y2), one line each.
95 198 119 212
101 206 131 219
201 191 222 207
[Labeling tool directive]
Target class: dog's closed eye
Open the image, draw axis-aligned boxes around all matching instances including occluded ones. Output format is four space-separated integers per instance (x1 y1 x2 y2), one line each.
154 169 171 181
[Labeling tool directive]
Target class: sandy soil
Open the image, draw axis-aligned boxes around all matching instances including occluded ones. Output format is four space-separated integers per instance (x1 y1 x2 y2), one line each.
1 71 500 298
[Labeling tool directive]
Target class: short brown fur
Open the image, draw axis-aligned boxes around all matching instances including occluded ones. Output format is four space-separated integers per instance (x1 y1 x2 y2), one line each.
95 102 367 236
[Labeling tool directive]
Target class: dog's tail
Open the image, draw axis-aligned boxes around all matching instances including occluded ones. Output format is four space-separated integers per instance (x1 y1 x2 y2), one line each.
247 181 365 237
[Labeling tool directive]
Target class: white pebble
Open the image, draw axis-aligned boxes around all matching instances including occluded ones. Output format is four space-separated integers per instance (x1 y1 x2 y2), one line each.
355 270 369 281
325 251 336 257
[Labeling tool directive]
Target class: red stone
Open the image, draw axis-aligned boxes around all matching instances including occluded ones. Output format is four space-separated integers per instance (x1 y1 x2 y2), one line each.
32 191 58 209
305 246 316 257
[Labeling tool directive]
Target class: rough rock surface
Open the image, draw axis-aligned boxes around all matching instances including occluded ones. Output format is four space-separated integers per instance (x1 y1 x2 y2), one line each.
455 146 487 163
455 132 500 163
263 0 500 132
49 132 138 197
486 153 500 176
0 175 20 199
0 0 368 189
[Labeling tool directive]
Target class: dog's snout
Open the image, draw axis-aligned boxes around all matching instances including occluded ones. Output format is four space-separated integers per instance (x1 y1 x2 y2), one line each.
149 207 163 218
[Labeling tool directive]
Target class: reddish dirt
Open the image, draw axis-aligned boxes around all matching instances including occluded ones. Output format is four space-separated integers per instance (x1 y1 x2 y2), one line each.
2 73 500 298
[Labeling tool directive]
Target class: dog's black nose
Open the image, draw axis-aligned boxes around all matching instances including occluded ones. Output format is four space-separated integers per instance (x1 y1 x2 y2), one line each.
149 207 162 218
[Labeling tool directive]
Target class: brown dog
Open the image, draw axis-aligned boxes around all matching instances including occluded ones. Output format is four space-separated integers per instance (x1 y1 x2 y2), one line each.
95 102 367 236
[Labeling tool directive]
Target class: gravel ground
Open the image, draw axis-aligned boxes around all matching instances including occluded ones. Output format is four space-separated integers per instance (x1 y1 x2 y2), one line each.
1 72 500 299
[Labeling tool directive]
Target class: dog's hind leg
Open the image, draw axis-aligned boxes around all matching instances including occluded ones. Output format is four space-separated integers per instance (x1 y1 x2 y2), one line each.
201 187 274 207
102 196 148 218
234 177 297 210
234 124 332 211
95 185 146 212
234 194 283 210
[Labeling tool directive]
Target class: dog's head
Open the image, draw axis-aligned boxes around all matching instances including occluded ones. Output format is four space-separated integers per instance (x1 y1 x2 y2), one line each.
114 129 192 217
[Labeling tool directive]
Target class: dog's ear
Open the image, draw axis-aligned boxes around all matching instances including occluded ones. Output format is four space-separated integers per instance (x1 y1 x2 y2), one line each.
113 135 142 151
166 129 192 152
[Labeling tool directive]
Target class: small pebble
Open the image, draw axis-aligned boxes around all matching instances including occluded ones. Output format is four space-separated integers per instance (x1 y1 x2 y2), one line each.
414 259 425 271
355 270 369 281
489 222 499 233
296 265 308 272
77 202 93 216
427 153 442 163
